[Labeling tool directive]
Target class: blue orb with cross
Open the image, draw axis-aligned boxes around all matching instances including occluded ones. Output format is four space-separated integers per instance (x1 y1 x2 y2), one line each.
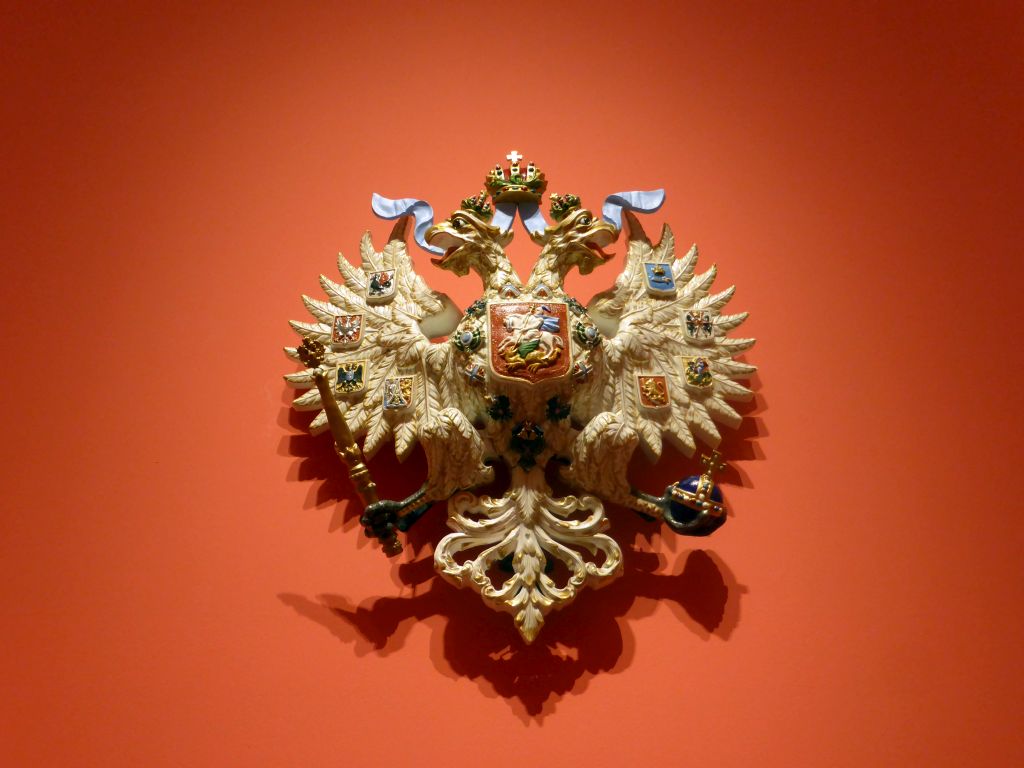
665 452 726 527
666 475 723 526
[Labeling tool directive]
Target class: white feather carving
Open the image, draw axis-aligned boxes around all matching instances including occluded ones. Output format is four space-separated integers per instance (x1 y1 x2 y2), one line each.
285 204 756 644
578 222 756 481
287 232 489 491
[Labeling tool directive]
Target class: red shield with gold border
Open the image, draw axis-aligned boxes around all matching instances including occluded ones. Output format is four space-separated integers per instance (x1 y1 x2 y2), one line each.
488 301 571 384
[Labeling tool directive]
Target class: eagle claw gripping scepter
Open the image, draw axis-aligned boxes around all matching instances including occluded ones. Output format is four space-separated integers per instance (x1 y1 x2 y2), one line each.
295 337 429 555
285 151 756 642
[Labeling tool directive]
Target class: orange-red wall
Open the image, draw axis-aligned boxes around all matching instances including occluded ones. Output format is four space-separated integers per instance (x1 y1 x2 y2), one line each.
3 2 1022 765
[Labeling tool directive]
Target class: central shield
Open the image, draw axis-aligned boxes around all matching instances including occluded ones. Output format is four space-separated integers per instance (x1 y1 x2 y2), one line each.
488 301 571 384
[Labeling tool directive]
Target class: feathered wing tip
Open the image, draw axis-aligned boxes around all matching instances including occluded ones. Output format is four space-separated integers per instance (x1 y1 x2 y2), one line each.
580 218 757 468
623 210 650 245
286 228 477 471
673 241 697 283
563 412 639 504
359 230 379 272
420 408 492 500
388 215 410 244
336 250 366 290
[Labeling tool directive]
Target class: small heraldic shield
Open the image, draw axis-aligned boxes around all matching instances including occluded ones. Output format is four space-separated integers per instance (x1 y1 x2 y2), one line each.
684 309 714 341
488 301 571 384
366 269 396 303
683 356 713 389
383 375 414 410
331 314 363 349
637 375 670 409
643 262 676 297
335 360 367 394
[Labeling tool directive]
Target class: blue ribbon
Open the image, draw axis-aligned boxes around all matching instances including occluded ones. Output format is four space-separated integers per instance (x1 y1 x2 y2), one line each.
601 189 666 229
372 188 660 247
371 193 444 255
493 201 549 235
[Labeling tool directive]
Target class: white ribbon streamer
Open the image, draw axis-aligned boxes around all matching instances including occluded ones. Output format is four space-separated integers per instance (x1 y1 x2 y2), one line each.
492 203 515 233
517 201 549 235
371 193 444 255
494 201 550 235
601 189 666 228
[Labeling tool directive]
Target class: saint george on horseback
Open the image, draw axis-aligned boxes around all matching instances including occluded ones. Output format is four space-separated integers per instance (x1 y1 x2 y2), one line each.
498 304 565 372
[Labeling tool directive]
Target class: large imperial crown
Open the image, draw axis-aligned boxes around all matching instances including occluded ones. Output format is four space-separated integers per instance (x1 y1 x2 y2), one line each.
485 150 547 204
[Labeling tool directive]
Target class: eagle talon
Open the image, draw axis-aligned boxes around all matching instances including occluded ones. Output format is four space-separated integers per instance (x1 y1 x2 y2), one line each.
359 500 399 545
631 471 728 537
396 501 433 532
660 486 727 537
360 487 432 549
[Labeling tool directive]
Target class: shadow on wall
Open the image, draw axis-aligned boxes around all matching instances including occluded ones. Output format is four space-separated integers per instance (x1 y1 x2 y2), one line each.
276 373 762 720
279 545 745 722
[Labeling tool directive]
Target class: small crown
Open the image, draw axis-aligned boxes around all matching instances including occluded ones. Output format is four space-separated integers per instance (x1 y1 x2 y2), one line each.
485 150 547 204
549 192 581 222
461 189 493 220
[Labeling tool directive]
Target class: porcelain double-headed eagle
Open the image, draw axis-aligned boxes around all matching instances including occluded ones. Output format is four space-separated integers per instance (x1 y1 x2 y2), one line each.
284 153 756 642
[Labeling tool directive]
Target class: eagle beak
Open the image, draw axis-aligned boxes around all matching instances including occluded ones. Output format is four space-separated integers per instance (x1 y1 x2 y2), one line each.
426 223 462 266
585 222 618 260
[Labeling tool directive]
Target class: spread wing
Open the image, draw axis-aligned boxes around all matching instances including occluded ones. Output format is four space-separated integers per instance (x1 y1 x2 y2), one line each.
576 213 756 465
284 223 487 481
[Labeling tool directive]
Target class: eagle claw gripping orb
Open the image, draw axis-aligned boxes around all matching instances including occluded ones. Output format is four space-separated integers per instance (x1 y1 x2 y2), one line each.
285 152 756 642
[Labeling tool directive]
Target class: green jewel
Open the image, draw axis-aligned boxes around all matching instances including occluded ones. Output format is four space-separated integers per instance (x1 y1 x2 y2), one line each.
487 395 513 421
546 397 571 422
574 320 602 348
465 299 487 317
452 325 482 353
565 296 586 316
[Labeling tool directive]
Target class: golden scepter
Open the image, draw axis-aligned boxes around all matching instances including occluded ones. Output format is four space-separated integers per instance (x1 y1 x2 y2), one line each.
296 337 403 555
